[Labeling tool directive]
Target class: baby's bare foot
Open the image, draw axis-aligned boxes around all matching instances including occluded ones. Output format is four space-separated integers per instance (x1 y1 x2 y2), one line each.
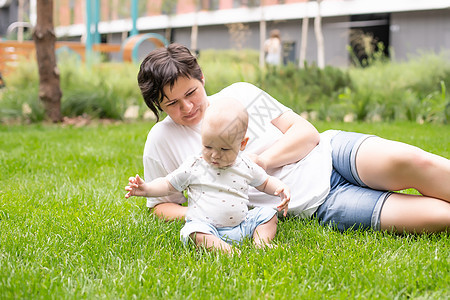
254 242 277 249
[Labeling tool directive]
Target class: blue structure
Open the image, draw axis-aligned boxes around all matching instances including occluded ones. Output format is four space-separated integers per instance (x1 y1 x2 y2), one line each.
85 0 94 60
121 33 168 63
85 0 139 61
131 0 138 36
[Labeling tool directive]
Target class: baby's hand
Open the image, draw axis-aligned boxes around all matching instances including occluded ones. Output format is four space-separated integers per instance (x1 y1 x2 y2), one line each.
125 174 146 198
274 185 291 217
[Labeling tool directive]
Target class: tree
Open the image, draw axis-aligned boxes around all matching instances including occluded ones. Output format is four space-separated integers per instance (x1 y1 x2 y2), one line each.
161 0 178 43
259 1 266 68
314 0 325 68
33 0 62 122
298 0 309 68
191 0 199 54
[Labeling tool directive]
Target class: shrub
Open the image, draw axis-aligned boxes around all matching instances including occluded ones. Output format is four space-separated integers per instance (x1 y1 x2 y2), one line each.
0 60 44 123
347 51 450 123
1 50 449 124
0 57 144 123
199 49 260 94
258 63 352 115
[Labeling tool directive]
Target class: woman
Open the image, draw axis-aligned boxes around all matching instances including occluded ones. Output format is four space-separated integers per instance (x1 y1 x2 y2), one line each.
137 43 450 233
264 29 282 66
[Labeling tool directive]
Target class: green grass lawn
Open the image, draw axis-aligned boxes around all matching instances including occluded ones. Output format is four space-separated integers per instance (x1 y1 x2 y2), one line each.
0 121 449 299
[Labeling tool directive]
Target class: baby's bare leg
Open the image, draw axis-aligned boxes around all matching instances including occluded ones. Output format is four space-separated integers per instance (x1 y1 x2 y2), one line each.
253 215 278 248
191 232 237 254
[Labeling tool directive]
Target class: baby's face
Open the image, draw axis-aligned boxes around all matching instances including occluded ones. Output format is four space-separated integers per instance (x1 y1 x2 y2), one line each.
201 127 242 168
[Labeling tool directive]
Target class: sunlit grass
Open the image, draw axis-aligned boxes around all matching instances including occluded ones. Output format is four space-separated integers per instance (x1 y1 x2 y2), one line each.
0 121 448 299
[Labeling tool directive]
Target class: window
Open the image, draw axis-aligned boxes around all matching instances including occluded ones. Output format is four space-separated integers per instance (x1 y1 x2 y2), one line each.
161 0 177 15
198 0 219 11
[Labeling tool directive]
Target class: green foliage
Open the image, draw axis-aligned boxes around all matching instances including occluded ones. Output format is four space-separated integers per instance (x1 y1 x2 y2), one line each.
347 52 450 123
1 50 449 124
59 59 142 119
348 41 390 68
0 57 144 123
0 122 448 299
0 60 44 123
258 63 352 117
199 49 260 94
208 50 449 124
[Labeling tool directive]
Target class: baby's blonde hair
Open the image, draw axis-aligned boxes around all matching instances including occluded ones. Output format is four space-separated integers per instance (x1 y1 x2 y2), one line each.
203 97 248 143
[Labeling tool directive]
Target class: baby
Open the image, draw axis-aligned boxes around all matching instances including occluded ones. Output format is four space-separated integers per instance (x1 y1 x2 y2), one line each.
125 97 290 254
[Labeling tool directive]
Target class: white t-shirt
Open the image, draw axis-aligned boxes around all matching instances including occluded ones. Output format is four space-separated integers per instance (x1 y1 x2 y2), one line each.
166 153 268 227
143 82 334 218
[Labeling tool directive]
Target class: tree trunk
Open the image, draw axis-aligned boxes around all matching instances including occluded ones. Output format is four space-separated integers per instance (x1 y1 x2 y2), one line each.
259 19 266 68
259 0 266 68
18 0 24 42
33 0 62 122
299 0 309 68
191 11 198 54
314 0 325 69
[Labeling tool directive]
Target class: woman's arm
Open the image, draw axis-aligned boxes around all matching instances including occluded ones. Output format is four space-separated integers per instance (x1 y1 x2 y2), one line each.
256 110 320 170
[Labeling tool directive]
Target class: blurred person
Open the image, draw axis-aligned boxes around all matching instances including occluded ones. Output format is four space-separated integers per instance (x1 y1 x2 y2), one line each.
264 29 282 66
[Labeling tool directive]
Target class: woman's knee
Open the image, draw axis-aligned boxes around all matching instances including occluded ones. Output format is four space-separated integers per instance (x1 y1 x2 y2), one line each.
380 194 450 233
426 207 450 229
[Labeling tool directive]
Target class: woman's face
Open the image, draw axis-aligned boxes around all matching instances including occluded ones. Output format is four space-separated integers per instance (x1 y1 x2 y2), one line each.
160 76 208 126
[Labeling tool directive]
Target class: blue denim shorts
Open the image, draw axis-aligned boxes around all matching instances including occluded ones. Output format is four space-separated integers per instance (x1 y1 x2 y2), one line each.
314 131 391 231
180 207 277 245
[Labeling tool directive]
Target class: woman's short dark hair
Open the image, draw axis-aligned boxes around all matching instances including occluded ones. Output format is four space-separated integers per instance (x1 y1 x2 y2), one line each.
137 43 203 122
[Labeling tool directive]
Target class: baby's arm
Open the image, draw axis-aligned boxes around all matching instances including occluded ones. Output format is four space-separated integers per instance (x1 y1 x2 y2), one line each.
255 176 291 216
125 174 177 198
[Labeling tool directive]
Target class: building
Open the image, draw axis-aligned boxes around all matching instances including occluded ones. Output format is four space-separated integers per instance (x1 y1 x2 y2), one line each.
0 0 35 38
3 0 450 66
0 0 19 37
